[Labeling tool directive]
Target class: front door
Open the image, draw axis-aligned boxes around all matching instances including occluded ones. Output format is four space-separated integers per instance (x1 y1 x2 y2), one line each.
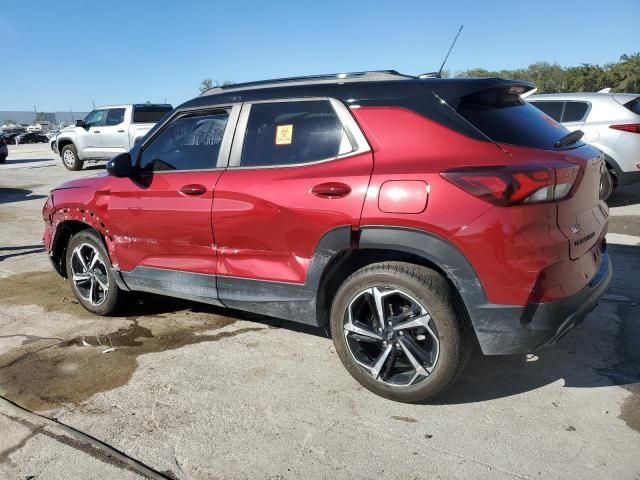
79 109 107 158
213 99 373 296
107 106 238 303
100 107 129 158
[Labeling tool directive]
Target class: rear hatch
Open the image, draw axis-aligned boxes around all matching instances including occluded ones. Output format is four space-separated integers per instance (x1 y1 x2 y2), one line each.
427 79 607 259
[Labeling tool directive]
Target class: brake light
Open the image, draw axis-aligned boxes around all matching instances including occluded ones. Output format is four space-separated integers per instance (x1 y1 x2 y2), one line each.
0 138 5 145
441 164 580 206
610 124 640 134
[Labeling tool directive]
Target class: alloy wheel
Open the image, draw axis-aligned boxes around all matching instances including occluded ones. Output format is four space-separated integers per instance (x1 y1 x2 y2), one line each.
63 149 76 168
70 243 109 306
343 287 439 387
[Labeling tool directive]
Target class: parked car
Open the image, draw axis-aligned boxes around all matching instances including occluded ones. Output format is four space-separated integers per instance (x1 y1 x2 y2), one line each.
16 132 48 144
2 132 21 145
528 92 640 198
43 71 611 402
0 135 7 163
55 104 173 170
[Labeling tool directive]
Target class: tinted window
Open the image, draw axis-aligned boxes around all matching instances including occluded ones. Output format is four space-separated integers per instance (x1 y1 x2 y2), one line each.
562 102 589 122
133 105 173 123
105 108 125 126
457 89 571 150
529 101 563 121
139 112 228 171
83 109 107 127
624 97 640 115
241 101 351 167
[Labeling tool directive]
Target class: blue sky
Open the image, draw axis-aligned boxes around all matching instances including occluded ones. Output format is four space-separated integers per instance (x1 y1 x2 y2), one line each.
1 0 638 111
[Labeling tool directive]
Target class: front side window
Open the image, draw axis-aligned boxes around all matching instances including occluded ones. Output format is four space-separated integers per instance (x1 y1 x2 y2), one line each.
83 109 107 127
105 108 125 126
240 101 352 167
139 111 229 171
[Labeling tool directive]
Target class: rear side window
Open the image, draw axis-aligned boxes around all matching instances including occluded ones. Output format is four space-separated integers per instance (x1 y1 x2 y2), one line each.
133 105 173 123
562 102 589 122
457 88 571 150
240 101 352 167
139 111 229 171
624 97 640 115
105 108 125 126
530 101 563 121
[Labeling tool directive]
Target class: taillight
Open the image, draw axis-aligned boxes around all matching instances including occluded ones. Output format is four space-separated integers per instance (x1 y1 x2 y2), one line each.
441 164 580 206
610 124 640 134
0 138 5 146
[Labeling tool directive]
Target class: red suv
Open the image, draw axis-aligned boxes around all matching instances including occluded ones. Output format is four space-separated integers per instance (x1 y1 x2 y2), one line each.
42 71 611 402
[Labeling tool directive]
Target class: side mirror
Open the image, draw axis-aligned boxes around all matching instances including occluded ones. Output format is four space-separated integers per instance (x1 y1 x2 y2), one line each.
106 153 133 177
75 119 85 128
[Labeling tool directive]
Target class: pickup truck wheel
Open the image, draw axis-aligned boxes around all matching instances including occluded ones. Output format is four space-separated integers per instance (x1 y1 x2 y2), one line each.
330 262 471 403
65 229 124 316
61 144 83 171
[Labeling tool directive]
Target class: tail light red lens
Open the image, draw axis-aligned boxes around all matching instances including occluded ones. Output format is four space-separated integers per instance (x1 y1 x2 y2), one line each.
610 124 640 134
441 164 580 206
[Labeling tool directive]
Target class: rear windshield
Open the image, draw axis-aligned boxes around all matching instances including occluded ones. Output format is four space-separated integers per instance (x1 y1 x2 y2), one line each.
456 88 572 149
133 105 172 123
624 97 640 115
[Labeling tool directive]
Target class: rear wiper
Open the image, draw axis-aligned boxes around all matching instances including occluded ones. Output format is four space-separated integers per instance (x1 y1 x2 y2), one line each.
554 130 584 149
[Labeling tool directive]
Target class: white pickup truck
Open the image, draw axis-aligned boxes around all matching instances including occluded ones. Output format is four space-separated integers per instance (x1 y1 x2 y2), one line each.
54 103 172 170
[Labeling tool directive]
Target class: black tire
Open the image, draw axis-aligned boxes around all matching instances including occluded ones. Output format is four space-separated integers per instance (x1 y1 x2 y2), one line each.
0 155 6 164
65 229 124 315
330 262 471 403
61 144 84 171
600 167 614 201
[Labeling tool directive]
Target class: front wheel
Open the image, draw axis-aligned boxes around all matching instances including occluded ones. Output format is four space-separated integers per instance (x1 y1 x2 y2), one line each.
330 262 471 403
61 144 84 171
65 229 124 315
600 168 614 201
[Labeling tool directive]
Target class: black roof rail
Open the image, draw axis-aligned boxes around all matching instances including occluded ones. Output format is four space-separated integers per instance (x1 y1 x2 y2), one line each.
201 70 415 95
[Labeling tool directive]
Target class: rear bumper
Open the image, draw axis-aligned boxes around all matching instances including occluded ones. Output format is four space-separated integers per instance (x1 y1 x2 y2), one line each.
474 249 612 355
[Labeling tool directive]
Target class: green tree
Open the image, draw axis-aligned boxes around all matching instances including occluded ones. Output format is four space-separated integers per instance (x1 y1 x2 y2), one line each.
455 53 639 93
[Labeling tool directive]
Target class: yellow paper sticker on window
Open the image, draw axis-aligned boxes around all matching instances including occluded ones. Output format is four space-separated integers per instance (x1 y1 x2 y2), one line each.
275 124 293 145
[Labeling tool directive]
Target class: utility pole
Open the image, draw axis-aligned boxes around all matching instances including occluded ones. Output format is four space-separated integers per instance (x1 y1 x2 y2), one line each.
69 106 74 122
92 100 96 109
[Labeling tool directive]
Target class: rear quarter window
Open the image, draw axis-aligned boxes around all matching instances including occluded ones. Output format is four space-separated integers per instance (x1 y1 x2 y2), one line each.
133 106 173 123
624 97 640 115
457 88 571 150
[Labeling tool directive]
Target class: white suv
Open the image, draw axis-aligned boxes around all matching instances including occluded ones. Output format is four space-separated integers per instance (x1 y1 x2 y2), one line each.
528 92 640 197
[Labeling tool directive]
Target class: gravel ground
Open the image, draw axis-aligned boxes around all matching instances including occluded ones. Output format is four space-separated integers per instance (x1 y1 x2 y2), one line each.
1 143 639 479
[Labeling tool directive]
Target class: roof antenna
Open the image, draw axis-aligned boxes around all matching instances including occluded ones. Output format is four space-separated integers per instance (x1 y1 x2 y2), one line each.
437 25 463 78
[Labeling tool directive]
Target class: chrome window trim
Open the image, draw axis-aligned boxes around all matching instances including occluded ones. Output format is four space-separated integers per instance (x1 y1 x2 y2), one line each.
136 103 241 172
228 97 371 169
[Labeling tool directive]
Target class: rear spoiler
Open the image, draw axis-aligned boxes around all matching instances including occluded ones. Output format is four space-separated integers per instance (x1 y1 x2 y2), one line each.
421 77 536 106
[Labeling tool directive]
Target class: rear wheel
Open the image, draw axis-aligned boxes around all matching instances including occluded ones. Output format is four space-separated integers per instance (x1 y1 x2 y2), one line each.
0 155 6 164
65 229 124 315
61 144 83 171
600 167 614 201
330 262 471 402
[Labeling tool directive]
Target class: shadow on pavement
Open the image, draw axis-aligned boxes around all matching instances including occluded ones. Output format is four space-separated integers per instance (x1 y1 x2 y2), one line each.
1 158 55 165
608 183 640 207
0 188 47 204
0 245 46 262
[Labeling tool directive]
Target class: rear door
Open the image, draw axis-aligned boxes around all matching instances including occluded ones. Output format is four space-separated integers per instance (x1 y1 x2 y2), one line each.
212 98 373 285
100 107 129 158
